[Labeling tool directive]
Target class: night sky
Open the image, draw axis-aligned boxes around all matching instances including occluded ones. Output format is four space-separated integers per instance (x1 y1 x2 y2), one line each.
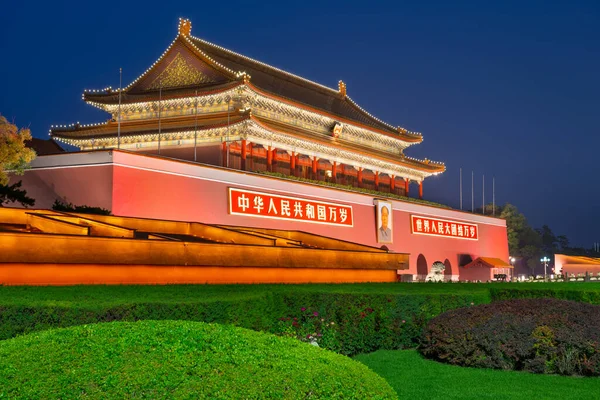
2 1 598 247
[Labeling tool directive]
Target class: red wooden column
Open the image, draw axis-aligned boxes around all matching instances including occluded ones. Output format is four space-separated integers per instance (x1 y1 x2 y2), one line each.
405 179 410 197
290 151 296 177
267 146 273 172
357 167 363 188
419 181 423 199
312 157 319 180
295 154 300 177
248 143 254 171
221 142 228 168
374 171 380 191
390 175 395 193
332 161 337 183
240 139 247 171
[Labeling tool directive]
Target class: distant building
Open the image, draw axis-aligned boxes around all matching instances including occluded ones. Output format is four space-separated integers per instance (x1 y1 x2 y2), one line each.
25 138 64 156
7 19 510 284
554 254 600 276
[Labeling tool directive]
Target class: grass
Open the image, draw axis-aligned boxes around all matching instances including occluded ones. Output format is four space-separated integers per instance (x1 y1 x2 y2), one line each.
0 320 397 399
355 350 600 400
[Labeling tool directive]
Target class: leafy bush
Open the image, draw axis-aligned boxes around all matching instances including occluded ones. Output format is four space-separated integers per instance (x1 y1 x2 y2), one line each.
52 199 111 215
490 286 600 304
0 320 398 399
419 298 600 376
0 285 488 356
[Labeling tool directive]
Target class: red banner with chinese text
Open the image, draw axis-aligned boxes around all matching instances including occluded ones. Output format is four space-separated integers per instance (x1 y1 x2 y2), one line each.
411 215 478 240
229 188 354 227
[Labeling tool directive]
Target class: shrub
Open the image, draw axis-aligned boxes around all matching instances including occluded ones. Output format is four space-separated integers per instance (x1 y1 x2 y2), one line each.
490 286 600 304
52 199 111 215
0 320 398 399
0 285 488 356
419 298 600 376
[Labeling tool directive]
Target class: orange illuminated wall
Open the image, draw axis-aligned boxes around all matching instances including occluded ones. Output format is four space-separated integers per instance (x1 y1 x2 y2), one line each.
0 264 396 286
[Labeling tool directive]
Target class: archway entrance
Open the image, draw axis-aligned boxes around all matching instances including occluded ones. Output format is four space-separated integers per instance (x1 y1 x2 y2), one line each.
444 259 453 276
417 254 428 279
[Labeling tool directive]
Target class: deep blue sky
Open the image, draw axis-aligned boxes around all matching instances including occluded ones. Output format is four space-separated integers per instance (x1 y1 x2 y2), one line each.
2 1 599 247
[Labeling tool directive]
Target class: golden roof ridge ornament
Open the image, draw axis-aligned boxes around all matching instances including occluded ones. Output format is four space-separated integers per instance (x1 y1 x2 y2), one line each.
338 80 347 97
179 18 192 37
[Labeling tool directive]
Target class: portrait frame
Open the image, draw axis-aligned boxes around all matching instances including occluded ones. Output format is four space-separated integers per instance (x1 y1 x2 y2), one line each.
374 199 393 244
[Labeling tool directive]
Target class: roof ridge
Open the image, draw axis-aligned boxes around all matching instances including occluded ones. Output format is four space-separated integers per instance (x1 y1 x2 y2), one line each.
344 94 402 134
82 33 241 98
249 115 444 173
189 35 340 97
189 35 414 135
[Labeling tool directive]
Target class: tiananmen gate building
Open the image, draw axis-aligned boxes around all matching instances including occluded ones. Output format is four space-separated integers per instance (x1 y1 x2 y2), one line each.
2 19 510 285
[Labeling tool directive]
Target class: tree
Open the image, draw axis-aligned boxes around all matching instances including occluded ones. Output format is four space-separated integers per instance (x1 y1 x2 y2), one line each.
0 180 35 207
557 235 570 252
0 115 36 186
519 227 543 275
537 224 559 255
499 203 527 256
484 202 546 276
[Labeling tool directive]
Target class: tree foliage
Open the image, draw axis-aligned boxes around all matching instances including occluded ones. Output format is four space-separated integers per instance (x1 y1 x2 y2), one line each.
52 199 111 215
0 116 36 186
480 203 597 274
499 204 527 256
492 203 574 276
0 181 35 207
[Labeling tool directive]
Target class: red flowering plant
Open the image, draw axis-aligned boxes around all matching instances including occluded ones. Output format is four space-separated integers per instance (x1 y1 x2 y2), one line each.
273 307 340 351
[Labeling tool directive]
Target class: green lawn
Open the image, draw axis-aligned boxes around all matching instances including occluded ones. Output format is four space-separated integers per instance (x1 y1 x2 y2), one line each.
356 350 600 400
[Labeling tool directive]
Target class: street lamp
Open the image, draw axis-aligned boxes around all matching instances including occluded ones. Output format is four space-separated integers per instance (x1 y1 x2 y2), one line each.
541 256 550 281
509 257 516 281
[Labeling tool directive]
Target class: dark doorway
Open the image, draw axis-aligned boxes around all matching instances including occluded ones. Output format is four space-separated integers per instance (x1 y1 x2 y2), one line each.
417 254 428 277
444 259 452 276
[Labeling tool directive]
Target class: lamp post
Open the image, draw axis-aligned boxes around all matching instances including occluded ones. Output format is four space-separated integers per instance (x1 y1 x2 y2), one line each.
541 256 550 281
509 257 516 281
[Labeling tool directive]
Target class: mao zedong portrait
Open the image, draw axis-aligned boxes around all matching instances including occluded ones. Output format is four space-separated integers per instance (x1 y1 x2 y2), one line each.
379 205 392 242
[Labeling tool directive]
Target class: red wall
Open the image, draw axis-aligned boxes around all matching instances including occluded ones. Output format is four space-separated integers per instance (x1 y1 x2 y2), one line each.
18 151 509 278
9 164 113 210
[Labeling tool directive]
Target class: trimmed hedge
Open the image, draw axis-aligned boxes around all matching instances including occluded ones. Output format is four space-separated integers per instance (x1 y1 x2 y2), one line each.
0 320 398 399
0 284 489 356
419 298 600 376
490 286 600 304
4 283 600 357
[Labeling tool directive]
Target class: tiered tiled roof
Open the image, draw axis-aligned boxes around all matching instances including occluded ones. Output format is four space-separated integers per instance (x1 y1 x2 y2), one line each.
52 18 445 180
82 19 418 139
